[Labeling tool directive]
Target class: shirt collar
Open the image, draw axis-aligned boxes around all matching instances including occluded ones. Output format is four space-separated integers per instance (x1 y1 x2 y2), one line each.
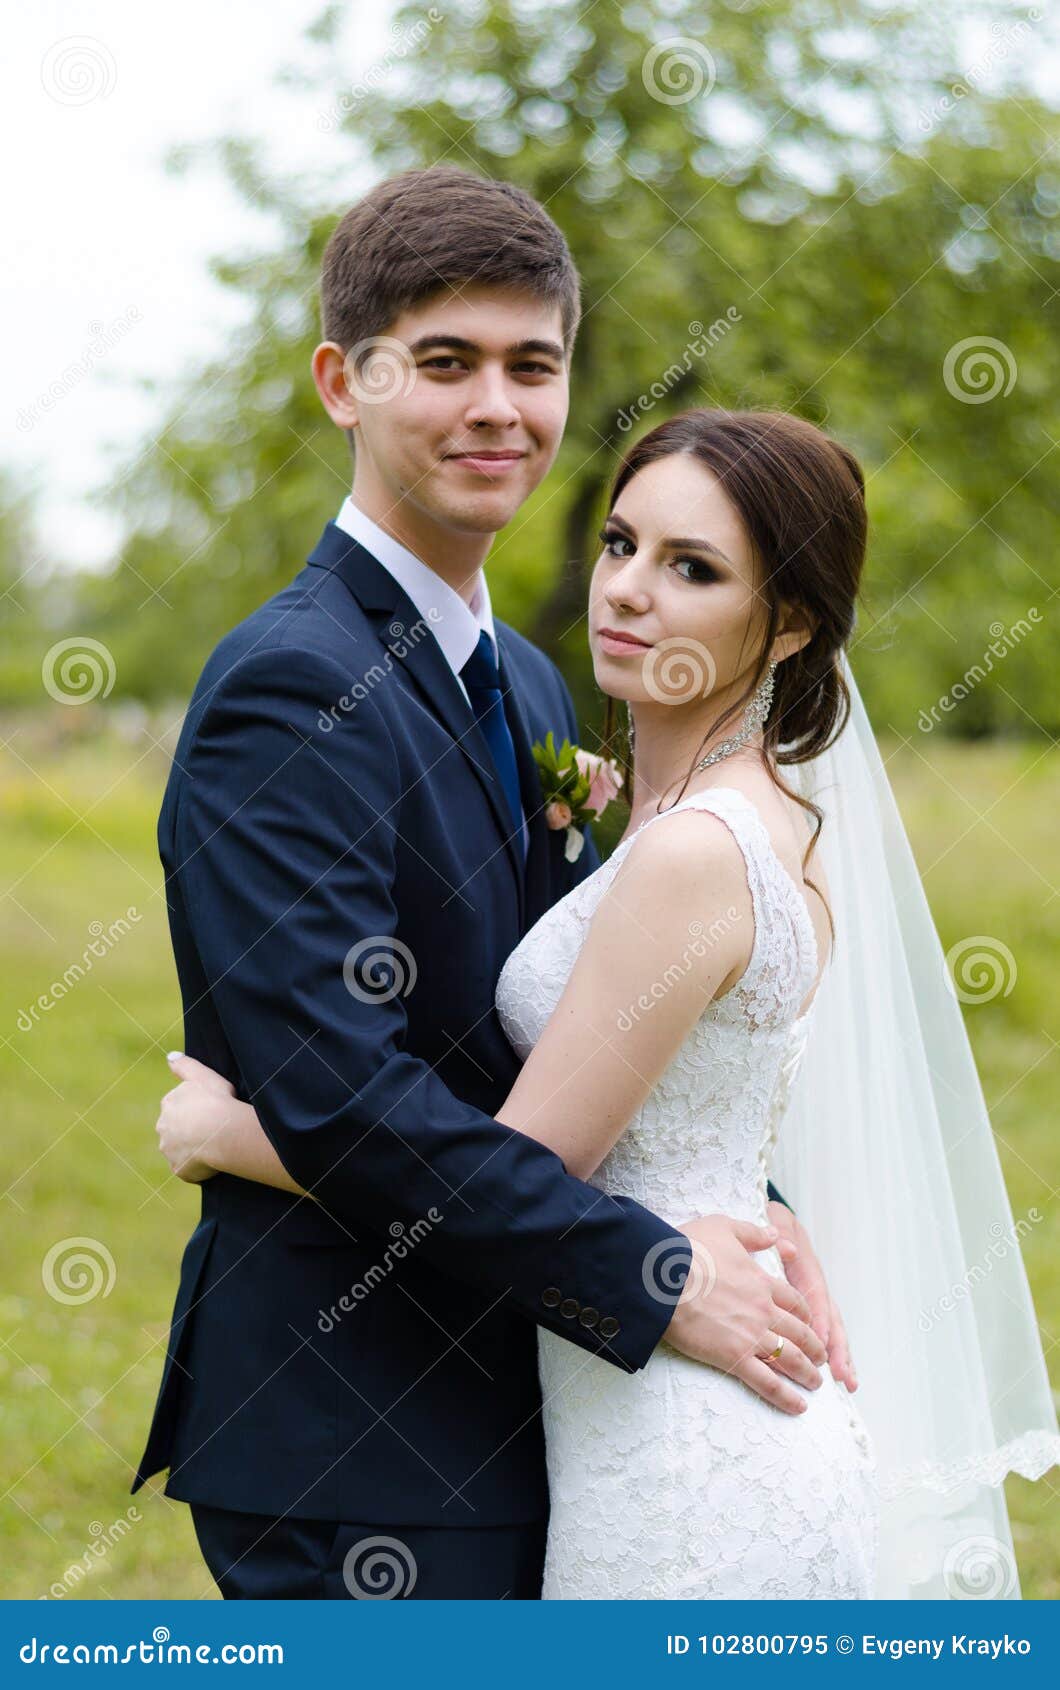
334 495 497 676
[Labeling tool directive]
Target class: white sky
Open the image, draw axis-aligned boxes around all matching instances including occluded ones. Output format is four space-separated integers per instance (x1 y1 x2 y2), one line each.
2 1 1057 574
1 0 392 570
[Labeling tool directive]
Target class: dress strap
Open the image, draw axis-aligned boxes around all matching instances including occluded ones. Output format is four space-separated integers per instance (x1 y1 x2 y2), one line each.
616 788 820 1022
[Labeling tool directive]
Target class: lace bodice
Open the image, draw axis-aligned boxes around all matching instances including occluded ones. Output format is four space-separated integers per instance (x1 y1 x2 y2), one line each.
496 787 821 1221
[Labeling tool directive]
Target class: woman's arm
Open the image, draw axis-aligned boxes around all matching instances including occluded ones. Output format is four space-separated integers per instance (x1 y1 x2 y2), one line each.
153 816 844 1399
157 811 751 1193
496 810 752 1178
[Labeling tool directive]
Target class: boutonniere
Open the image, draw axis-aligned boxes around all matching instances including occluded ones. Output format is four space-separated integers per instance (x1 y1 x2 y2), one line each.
531 732 624 863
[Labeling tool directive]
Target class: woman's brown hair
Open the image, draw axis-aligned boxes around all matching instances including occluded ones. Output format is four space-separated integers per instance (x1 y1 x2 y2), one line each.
601 408 867 921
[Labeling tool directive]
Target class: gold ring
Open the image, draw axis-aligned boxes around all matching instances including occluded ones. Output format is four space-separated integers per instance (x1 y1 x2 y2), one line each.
769 1335 785 1360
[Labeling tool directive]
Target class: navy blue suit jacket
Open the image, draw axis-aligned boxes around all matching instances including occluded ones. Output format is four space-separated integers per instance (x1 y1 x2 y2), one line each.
132 521 701 1526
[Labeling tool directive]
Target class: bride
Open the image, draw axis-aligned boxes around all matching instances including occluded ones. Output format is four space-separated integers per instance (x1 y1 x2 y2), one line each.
154 407 1059 1598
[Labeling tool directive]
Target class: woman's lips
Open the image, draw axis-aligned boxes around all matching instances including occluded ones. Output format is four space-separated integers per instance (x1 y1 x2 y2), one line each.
596 628 653 655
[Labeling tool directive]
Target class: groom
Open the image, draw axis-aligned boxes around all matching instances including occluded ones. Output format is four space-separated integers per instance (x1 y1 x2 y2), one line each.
133 166 841 1599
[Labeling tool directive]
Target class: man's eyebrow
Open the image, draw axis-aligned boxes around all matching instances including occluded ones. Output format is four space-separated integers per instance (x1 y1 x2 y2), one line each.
406 334 565 361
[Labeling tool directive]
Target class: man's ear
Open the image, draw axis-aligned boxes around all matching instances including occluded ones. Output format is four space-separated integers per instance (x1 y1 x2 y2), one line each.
311 341 360 433
770 603 817 665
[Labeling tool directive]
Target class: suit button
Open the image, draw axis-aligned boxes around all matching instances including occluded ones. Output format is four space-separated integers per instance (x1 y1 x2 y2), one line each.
578 1306 600 1329
541 1287 562 1309
597 1316 621 1339
559 1297 580 1319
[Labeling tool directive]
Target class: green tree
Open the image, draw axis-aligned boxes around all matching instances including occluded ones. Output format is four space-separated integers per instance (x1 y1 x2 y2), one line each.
34 0 1060 738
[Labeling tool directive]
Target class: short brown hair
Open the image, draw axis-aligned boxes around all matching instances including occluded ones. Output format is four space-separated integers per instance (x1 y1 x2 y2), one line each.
320 166 581 360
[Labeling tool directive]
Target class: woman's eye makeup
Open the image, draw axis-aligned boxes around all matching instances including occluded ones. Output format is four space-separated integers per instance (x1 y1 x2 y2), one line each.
598 525 633 556
672 555 720 584
598 526 719 582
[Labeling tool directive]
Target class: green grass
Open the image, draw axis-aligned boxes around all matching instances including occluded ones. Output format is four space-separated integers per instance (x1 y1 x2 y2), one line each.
1 721 1057 1599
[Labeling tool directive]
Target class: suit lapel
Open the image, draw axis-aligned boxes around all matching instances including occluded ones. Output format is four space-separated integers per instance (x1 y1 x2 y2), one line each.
307 522 526 921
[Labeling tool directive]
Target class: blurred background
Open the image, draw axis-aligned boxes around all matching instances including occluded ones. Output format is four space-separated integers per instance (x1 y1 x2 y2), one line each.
2 0 1057 1598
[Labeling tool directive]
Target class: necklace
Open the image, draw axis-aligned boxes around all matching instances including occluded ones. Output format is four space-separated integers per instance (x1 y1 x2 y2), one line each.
693 661 776 771
626 660 777 773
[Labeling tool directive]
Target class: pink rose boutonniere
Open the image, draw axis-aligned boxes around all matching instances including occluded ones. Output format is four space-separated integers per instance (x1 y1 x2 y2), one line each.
531 732 624 863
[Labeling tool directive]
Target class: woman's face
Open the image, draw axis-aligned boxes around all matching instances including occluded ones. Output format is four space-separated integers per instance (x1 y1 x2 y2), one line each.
588 452 772 712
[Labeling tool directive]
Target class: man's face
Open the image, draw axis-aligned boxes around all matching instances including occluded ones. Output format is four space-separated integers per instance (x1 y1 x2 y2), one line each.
332 283 571 538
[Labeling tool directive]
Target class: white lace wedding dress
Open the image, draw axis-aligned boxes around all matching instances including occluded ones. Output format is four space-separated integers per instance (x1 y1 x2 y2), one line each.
496 788 880 1599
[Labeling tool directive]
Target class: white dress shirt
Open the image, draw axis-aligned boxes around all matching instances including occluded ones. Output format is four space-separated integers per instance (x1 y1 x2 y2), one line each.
334 496 497 709
333 496 528 853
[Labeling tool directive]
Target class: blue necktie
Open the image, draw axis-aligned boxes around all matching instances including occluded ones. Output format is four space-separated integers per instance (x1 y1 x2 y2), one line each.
459 630 526 857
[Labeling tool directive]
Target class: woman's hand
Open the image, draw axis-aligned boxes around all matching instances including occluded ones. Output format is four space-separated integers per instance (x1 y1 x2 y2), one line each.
156 1052 239 1184
767 1200 858 1391
156 1051 311 1199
